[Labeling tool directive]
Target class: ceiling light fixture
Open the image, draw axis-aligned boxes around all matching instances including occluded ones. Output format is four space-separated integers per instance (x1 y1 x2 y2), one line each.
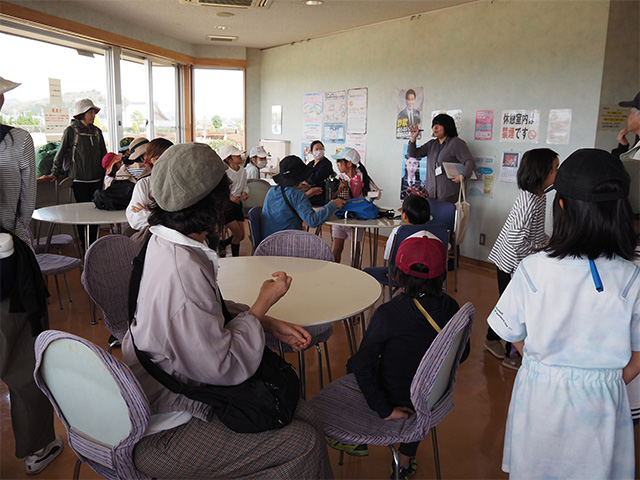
216 11 235 17
304 0 323 5
214 25 229 30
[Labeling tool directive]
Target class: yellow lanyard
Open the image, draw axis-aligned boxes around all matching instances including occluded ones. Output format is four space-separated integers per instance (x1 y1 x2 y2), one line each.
413 298 442 333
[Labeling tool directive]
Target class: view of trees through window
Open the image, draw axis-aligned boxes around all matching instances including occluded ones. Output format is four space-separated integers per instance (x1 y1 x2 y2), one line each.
194 68 244 151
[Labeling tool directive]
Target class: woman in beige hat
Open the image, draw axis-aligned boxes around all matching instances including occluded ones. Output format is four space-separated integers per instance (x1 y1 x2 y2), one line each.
40 98 107 246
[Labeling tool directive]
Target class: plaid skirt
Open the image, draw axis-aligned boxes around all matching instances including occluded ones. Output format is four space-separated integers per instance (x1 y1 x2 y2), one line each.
133 399 333 479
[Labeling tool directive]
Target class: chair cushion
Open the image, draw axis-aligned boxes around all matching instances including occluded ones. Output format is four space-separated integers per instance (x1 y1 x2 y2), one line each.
37 254 82 275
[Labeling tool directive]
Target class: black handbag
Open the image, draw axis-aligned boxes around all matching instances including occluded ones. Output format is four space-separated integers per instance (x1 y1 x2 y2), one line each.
127 238 300 433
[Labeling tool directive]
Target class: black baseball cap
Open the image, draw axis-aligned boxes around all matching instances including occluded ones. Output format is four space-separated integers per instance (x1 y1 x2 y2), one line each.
618 91 640 110
554 149 630 202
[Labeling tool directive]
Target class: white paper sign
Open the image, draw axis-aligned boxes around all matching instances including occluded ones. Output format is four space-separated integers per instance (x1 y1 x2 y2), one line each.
500 110 540 143
546 109 572 144
44 106 69 134
48 78 62 105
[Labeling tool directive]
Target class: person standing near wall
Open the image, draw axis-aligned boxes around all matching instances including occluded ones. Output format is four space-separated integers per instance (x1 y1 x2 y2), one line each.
40 98 107 246
613 92 640 217
0 76 63 475
408 113 475 203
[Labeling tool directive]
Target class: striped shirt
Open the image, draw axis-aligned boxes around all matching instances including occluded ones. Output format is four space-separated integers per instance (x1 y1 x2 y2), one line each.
0 127 36 244
487 190 548 275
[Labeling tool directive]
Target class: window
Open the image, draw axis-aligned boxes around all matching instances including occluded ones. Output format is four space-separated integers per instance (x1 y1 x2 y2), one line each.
152 63 179 143
193 68 245 152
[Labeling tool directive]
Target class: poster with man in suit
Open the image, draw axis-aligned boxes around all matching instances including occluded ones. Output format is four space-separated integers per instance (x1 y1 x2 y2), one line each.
396 87 423 139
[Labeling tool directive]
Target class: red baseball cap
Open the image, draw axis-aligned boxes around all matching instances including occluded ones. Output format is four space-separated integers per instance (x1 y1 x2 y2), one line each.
396 232 446 279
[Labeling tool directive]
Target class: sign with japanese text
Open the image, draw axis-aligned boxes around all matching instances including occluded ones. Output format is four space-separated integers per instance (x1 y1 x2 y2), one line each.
44 106 69 134
499 110 540 143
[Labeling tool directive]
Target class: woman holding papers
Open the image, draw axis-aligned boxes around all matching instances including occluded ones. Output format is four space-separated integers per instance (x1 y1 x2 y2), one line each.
408 113 475 203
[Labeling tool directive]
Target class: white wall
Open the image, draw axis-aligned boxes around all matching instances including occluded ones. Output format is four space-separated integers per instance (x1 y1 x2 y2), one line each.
257 0 615 261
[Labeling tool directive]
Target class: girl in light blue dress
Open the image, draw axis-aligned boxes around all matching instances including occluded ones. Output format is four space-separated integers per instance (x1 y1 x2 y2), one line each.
488 148 640 479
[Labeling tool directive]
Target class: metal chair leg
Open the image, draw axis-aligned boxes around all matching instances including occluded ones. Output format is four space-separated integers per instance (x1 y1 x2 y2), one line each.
343 319 355 357
389 444 401 480
52 275 63 310
338 450 344 466
431 426 442 480
63 273 73 302
323 341 332 382
316 344 323 389
298 350 306 400
73 458 82 480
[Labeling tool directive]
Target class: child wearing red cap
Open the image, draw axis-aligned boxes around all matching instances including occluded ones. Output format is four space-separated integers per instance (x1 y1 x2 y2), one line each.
328 231 467 479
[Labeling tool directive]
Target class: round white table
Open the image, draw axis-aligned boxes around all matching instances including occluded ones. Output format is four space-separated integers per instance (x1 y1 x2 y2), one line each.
217 256 381 327
324 216 403 268
32 202 127 251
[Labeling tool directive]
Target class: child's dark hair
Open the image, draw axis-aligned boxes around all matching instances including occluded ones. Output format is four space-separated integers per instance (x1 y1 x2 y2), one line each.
432 114 458 138
394 264 445 298
402 195 430 224
545 181 637 261
310 140 324 151
517 148 558 194
146 138 173 163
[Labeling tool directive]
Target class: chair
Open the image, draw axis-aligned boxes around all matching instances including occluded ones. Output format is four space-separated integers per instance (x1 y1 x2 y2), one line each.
254 230 335 400
243 179 271 215
428 199 458 291
310 302 475 480
82 235 140 352
247 206 263 253
363 222 449 300
25 226 83 310
33 330 150 480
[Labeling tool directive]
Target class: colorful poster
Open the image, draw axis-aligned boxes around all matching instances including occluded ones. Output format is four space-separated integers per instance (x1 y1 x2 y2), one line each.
43 106 69 134
323 90 347 123
469 157 495 197
323 123 345 143
303 92 323 140
499 151 520 183
400 144 427 200
395 87 424 140
598 104 628 131
546 109 572 144
474 110 494 140
345 134 367 164
301 142 311 163
347 88 368 135
500 110 540 143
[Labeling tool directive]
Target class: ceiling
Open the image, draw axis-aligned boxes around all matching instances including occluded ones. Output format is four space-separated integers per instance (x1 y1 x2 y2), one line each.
61 0 477 50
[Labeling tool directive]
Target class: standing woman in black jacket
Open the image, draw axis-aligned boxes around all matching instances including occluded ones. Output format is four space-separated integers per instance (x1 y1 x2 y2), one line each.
40 98 107 246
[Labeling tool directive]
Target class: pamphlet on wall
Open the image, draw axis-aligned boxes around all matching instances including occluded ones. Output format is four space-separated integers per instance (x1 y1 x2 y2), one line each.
442 162 477 180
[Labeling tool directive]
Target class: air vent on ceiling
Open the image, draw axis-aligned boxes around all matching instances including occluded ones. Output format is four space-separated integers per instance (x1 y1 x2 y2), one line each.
206 35 239 42
179 0 271 8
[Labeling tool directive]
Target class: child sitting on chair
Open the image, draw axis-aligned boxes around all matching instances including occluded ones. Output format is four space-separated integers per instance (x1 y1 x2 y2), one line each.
328 232 468 480
384 187 431 262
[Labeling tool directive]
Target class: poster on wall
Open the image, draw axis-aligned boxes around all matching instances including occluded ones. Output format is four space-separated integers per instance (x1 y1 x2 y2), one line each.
468 156 495 198
345 134 367 164
474 110 494 140
44 106 69 135
323 123 346 143
347 88 368 135
271 105 282 135
400 144 427 200
431 109 463 137
499 110 540 143
395 87 424 140
499 151 520 183
323 90 347 123
546 109 572 144
48 78 62 105
303 92 323 140
301 142 311 163
598 104 628 131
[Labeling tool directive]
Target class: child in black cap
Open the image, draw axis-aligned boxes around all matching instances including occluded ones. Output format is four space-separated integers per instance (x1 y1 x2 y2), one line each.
487 148 640 479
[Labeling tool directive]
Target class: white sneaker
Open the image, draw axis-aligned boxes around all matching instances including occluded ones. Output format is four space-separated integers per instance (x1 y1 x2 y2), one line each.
25 435 64 475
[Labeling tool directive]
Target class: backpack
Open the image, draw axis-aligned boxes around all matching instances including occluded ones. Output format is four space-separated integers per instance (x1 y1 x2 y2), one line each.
127 239 300 433
92 180 136 210
36 142 61 177
335 197 379 220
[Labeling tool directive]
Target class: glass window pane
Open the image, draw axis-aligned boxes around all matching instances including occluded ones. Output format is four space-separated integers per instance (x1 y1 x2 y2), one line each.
0 32 109 150
120 56 149 141
152 63 177 143
194 68 244 152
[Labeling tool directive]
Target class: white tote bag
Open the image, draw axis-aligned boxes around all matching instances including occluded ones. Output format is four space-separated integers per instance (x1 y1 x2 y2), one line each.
455 180 470 245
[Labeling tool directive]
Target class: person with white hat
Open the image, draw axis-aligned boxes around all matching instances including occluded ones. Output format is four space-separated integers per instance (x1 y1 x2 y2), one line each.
245 144 268 179
0 76 63 474
104 136 151 189
40 97 107 245
218 144 248 257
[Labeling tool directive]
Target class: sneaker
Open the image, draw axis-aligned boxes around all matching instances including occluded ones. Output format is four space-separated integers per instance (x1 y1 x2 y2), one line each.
325 437 369 456
390 456 417 479
484 340 506 359
502 355 522 371
25 435 64 475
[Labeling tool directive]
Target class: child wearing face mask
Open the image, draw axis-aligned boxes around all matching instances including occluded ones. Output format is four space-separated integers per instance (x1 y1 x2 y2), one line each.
302 140 334 206
245 145 268 180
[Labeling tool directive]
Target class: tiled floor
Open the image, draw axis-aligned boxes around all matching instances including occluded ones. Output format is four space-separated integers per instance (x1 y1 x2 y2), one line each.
1 226 636 479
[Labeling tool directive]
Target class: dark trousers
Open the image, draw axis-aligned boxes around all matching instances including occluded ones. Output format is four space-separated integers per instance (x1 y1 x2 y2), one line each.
486 268 519 357
72 180 102 246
